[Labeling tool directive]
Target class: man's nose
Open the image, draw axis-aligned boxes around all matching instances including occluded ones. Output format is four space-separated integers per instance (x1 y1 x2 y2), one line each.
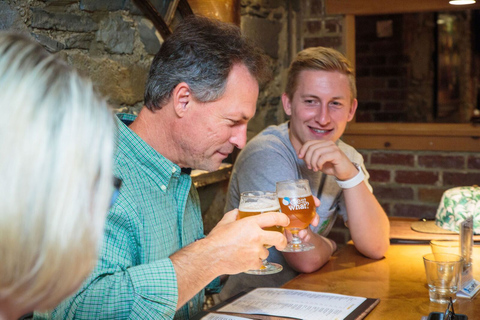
315 104 331 125
230 123 247 149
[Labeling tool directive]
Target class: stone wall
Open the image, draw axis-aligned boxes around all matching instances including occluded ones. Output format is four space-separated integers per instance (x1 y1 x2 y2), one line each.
239 0 291 140
1 0 162 114
0 0 291 136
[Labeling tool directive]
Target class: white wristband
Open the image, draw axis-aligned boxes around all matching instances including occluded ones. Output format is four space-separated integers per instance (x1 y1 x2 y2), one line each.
335 162 365 189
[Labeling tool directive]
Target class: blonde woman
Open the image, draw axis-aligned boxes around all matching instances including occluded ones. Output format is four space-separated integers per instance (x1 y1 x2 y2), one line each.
0 32 116 320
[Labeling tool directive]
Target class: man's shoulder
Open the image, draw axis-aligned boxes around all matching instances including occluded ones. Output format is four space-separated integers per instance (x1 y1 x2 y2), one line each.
233 123 298 178
246 123 291 152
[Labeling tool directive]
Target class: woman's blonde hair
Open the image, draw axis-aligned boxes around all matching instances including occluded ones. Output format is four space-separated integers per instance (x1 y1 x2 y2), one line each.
0 32 115 312
285 46 357 101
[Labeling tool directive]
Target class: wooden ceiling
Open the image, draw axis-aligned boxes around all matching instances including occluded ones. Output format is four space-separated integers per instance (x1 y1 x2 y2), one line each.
326 0 480 15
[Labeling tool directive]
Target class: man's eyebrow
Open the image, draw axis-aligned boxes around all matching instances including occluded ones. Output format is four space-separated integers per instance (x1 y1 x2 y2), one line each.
300 94 320 99
228 114 250 121
299 94 347 100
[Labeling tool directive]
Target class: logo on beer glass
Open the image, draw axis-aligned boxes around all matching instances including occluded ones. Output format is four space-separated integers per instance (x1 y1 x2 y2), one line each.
282 197 310 211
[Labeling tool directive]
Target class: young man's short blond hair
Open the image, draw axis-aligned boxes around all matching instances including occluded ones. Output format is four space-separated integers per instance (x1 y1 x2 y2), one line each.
0 32 115 315
285 47 356 102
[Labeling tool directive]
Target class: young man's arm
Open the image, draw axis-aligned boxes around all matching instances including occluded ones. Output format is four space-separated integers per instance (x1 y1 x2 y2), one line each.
298 140 390 259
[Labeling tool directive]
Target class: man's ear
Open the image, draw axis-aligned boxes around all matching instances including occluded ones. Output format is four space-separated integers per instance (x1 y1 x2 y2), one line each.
347 98 358 122
282 93 292 116
172 82 192 118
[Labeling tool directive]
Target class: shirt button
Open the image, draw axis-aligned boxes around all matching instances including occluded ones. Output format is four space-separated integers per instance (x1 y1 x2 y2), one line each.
189 301 194 308
161 185 166 191
172 167 176 173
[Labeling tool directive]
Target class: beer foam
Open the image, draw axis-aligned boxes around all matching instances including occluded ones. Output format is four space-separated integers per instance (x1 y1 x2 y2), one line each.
277 190 311 198
239 199 280 212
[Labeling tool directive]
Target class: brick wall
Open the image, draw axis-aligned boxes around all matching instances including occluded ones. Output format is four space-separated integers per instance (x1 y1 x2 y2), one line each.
299 0 345 55
328 149 480 245
354 13 445 123
355 11 476 123
355 14 411 122
364 150 480 218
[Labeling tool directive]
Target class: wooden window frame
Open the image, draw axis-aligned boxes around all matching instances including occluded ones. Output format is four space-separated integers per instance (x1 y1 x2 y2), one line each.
328 0 480 152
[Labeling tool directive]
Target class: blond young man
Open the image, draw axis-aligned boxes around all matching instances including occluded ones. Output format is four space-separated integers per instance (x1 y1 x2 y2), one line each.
221 47 390 300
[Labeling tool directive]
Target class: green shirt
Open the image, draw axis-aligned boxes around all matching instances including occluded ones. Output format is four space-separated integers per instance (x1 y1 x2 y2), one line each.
49 113 218 319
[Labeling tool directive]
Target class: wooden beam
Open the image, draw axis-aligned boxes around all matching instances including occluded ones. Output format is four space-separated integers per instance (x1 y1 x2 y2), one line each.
132 0 171 39
164 0 180 26
344 15 355 74
191 163 232 188
343 123 480 151
326 0 480 15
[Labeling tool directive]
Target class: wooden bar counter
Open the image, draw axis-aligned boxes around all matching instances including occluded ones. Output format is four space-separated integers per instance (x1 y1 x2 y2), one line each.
282 240 480 319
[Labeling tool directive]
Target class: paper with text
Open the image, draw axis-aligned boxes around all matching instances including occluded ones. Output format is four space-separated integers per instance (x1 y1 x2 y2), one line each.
218 288 367 320
201 313 251 320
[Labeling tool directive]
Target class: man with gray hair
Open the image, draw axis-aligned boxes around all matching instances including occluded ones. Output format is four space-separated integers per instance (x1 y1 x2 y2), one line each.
49 15 289 320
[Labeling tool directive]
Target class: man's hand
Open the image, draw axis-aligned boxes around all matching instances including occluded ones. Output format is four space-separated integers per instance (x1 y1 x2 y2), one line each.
170 209 288 309
298 140 358 181
297 141 389 261
204 209 289 275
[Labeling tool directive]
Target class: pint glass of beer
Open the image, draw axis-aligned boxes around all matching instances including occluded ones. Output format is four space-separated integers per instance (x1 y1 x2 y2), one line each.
238 191 284 275
276 179 316 252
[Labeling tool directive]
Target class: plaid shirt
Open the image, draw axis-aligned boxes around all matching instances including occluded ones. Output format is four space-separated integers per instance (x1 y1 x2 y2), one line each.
47 113 219 319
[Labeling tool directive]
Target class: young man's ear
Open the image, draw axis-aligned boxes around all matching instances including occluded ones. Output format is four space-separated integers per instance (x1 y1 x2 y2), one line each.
347 99 358 122
282 93 293 116
172 82 192 117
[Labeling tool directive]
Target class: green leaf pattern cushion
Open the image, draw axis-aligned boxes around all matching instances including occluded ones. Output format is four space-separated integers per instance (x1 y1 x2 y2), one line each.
435 186 480 234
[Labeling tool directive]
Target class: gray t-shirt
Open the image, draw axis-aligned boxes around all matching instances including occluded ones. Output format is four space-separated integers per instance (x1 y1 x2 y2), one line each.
219 122 371 301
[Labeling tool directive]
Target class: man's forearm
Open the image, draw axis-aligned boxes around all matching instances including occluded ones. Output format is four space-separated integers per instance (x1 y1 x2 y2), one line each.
344 182 390 259
283 233 336 273
170 237 224 310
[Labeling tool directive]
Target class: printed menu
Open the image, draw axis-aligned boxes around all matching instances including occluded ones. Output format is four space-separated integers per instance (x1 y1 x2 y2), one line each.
193 288 379 320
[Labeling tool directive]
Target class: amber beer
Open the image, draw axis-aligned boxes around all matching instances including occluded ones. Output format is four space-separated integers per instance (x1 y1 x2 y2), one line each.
276 179 315 252
238 198 284 234
278 194 316 230
238 191 284 274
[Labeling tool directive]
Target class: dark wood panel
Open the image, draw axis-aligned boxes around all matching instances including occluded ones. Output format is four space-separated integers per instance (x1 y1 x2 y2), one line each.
326 0 480 15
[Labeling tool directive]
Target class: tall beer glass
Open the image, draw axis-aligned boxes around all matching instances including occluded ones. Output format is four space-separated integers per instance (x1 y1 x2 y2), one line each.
238 191 284 275
276 179 316 252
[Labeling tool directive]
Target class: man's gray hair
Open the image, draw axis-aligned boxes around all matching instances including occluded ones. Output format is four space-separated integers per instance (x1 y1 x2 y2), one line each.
144 15 270 110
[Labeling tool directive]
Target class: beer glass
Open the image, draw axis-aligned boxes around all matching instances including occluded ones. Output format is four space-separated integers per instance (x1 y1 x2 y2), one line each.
276 179 316 252
238 191 284 275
